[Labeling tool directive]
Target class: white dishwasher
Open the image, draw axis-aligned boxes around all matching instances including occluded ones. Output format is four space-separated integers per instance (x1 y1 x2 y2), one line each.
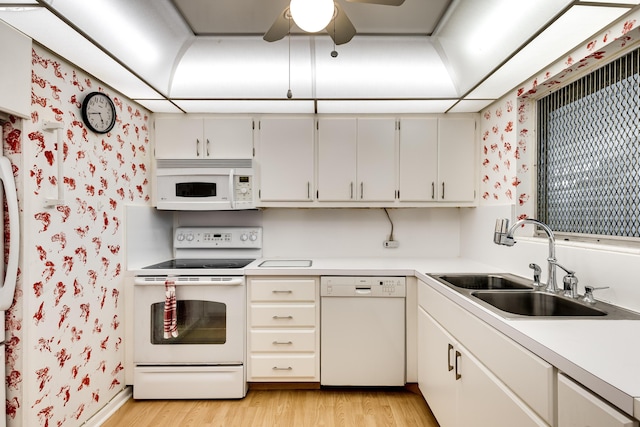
320 276 406 386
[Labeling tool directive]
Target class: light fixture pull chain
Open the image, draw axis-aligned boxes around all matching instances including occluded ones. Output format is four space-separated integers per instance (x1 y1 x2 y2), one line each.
287 11 292 99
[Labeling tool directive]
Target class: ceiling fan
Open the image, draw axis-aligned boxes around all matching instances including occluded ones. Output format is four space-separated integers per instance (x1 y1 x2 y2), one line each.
263 0 405 46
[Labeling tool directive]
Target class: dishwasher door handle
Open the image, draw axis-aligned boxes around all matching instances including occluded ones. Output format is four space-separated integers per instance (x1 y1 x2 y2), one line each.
355 287 372 295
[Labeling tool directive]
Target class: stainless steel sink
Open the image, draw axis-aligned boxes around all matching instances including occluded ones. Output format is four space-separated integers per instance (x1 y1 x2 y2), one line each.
432 273 533 290
428 273 640 320
472 291 606 317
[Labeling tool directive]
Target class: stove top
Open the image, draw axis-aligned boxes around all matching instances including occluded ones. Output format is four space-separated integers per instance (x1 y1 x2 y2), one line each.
143 258 255 270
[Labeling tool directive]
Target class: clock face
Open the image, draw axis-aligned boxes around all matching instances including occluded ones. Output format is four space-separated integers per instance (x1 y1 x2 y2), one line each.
81 92 116 134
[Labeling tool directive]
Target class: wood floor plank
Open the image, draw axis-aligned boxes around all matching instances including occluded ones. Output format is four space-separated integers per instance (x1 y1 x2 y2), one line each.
101 388 439 427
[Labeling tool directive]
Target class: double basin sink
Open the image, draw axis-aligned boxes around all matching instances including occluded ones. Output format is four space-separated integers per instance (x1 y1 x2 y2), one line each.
429 273 640 320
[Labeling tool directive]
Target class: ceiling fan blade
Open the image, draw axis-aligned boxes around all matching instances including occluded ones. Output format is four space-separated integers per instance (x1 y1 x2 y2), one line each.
327 4 356 45
263 7 291 42
345 0 405 5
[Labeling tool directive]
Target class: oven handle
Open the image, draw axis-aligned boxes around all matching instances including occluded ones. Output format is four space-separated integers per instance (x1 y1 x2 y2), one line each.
134 277 244 286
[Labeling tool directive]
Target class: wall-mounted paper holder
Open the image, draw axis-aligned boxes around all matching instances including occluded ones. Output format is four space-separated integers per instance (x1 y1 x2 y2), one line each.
42 120 64 207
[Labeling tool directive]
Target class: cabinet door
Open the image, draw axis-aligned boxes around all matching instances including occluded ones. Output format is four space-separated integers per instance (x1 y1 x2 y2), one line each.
418 307 457 427
438 118 476 202
457 341 548 427
399 118 438 201
155 117 203 159
258 117 315 201
203 117 253 159
317 118 357 201
558 374 638 427
357 118 397 201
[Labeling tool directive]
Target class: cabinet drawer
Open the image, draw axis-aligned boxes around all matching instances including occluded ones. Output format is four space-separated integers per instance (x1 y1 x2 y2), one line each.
250 279 317 302
251 304 316 327
250 329 316 352
250 354 317 379
558 374 638 427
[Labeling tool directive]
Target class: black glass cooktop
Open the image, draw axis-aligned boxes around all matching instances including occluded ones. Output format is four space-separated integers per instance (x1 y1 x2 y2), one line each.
143 258 255 270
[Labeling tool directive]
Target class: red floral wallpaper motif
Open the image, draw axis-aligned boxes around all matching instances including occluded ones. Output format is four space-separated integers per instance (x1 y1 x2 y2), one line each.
480 17 640 223
3 46 150 427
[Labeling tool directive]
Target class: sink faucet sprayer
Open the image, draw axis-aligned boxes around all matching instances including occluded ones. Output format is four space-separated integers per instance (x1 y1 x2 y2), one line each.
494 218 575 294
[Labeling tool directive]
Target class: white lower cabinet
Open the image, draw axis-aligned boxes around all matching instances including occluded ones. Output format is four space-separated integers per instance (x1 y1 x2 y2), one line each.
418 279 553 426
558 374 638 427
247 277 319 382
418 307 548 427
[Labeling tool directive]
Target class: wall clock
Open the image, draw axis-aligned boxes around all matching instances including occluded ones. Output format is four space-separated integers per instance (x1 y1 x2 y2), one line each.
81 91 116 134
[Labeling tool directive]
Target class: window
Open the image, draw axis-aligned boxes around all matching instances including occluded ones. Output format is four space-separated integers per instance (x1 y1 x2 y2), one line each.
536 47 640 242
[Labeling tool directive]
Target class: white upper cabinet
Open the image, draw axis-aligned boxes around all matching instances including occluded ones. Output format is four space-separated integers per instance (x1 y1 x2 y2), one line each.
399 118 438 201
317 117 396 202
257 117 315 202
0 21 31 118
155 117 253 159
317 118 357 201
438 118 476 202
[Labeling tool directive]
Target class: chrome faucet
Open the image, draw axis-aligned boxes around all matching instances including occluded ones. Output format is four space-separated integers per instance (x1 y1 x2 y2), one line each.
494 218 573 294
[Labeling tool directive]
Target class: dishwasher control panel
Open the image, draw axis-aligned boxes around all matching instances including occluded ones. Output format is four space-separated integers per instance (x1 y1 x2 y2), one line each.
321 276 406 297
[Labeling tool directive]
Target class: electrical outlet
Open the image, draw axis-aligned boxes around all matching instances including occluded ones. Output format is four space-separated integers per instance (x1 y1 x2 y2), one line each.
383 240 399 248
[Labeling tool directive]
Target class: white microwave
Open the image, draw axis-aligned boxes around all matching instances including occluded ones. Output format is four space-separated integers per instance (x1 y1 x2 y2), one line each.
154 159 255 211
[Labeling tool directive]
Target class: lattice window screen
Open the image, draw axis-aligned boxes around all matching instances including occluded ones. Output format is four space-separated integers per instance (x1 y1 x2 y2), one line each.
537 48 640 238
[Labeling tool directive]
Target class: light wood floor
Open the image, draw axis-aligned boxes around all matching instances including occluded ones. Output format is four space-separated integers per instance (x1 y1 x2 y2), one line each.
101 388 439 427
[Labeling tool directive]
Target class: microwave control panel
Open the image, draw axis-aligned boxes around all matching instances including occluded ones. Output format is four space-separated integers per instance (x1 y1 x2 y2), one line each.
235 175 253 202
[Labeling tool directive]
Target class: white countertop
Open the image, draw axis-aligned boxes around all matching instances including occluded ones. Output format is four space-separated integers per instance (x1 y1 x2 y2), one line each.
128 256 640 418
244 256 640 419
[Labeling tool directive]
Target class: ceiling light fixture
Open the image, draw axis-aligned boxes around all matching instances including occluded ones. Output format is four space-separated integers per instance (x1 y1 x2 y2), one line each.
289 0 334 33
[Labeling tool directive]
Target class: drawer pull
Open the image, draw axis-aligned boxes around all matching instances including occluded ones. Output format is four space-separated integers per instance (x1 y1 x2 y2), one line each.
272 315 293 320
447 343 454 371
272 366 293 371
455 350 462 380
272 290 293 294
273 341 293 345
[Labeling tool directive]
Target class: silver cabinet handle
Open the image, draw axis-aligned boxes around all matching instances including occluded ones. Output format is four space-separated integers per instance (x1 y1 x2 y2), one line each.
272 290 293 294
196 138 200 156
350 182 354 199
442 182 445 200
272 315 293 320
272 341 293 345
432 182 435 199
272 366 293 371
447 343 454 371
206 139 210 156
307 182 311 199
455 350 462 380
360 182 364 199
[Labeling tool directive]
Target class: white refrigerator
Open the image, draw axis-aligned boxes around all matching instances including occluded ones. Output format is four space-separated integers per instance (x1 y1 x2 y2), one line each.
0 153 19 427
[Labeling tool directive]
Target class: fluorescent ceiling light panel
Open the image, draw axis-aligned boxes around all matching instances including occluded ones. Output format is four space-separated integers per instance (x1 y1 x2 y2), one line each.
0 8 162 99
36 0 193 94
171 37 314 99
316 100 457 114
436 0 573 95
315 37 457 99
174 100 316 114
467 5 631 99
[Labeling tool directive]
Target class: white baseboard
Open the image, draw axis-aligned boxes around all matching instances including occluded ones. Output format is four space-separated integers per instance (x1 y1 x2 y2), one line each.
82 386 132 427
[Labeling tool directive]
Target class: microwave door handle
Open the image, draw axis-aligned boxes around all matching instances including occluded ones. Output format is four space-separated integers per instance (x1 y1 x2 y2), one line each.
229 169 235 209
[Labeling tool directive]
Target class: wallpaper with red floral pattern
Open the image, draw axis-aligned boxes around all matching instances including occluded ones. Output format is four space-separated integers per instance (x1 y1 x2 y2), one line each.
2 45 150 427
480 16 640 224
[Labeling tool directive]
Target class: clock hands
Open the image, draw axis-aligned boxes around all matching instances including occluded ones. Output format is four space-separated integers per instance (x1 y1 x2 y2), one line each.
89 111 104 125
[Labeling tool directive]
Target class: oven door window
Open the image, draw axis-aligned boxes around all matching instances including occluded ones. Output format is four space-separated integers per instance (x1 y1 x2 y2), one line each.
150 300 226 344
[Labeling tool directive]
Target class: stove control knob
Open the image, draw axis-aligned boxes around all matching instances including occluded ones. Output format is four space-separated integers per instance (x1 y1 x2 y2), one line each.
176 233 185 242
186 233 194 241
240 233 248 241
249 233 258 241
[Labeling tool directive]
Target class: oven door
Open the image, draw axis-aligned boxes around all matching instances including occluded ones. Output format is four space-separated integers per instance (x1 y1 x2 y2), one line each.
133 276 245 365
